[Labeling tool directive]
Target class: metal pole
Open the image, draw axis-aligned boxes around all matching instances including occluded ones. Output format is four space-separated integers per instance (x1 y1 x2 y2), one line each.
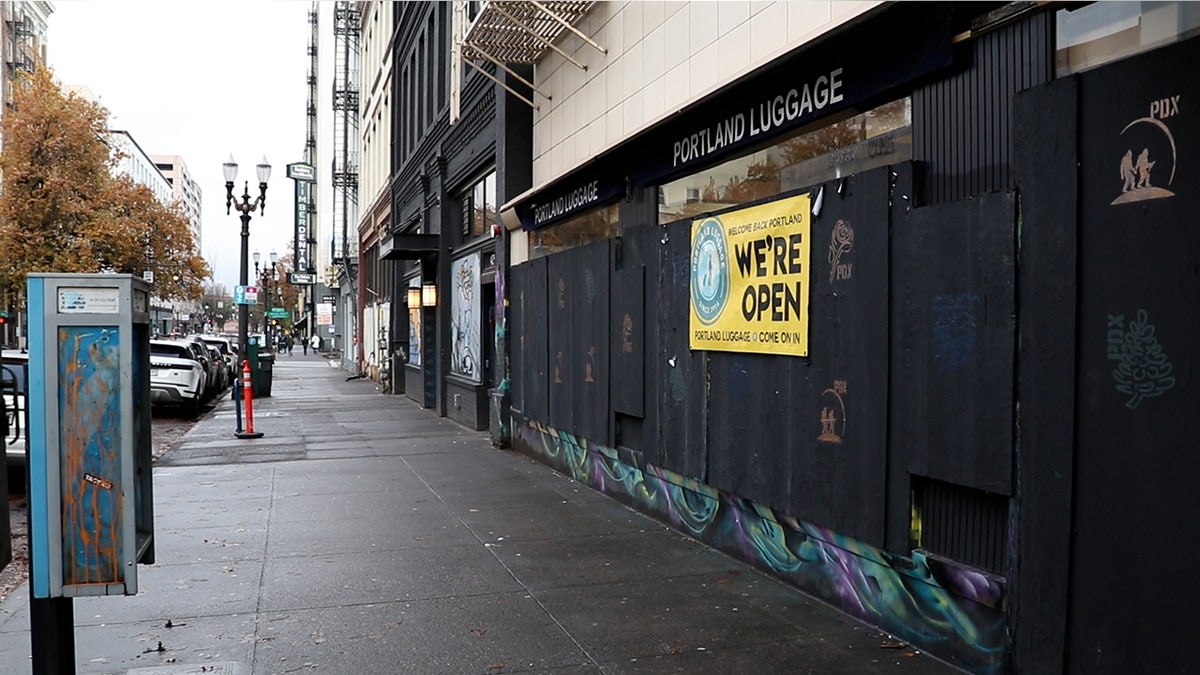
264 266 272 351
26 387 76 673
238 208 251 376
30 596 75 674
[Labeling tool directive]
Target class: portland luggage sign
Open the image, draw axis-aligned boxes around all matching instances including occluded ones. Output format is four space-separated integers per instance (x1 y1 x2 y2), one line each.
689 194 811 357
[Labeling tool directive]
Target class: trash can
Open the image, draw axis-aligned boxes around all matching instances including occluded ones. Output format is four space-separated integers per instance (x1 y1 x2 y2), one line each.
256 350 275 397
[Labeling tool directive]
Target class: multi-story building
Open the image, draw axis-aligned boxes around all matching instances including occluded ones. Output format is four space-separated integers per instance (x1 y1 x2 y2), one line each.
151 155 202 250
152 154 204 332
108 131 189 333
375 2 1200 672
1 1 51 109
357 1 393 382
0 1 52 344
369 1 530 430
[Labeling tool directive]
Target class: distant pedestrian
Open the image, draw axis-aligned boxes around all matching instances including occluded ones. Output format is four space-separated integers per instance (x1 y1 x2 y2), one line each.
302 336 309 355
310 334 321 353
286 335 294 355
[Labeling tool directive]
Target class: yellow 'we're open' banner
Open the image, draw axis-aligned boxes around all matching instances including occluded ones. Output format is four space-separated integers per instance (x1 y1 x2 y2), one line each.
689 193 811 356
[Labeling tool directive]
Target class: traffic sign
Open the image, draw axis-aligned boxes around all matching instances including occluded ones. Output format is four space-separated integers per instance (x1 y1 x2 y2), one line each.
234 285 260 305
267 308 290 319
321 295 335 303
289 272 316 285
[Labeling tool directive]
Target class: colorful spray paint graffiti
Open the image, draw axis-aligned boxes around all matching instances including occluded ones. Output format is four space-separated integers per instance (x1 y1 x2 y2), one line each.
491 262 511 445
514 418 1007 674
58 326 125 587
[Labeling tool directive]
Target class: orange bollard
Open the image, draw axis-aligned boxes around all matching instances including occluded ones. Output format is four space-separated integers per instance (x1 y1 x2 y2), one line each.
236 359 264 439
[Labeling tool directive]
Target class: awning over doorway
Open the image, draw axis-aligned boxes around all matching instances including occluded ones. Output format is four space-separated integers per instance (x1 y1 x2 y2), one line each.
380 233 440 261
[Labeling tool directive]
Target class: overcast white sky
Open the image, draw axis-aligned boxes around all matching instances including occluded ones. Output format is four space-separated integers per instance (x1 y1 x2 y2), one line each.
48 1 312 291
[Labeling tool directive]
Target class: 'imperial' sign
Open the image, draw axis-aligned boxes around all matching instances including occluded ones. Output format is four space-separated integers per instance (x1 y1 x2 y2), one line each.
689 194 811 357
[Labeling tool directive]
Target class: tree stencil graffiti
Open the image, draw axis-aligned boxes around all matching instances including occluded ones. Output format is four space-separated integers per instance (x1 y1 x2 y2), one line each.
1107 309 1175 409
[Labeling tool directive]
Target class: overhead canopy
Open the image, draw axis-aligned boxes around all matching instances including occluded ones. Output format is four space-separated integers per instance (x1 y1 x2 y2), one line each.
380 233 439 261
460 1 605 109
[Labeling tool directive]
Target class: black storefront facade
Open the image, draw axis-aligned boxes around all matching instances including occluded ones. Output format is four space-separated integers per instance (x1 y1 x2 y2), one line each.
498 3 1200 673
383 1 532 435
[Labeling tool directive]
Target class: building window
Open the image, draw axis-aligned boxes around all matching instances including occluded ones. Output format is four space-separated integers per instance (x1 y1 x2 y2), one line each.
1056 1 1200 76
659 98 911 223
407 278 422 367
530 203 620 260
461 170 497 240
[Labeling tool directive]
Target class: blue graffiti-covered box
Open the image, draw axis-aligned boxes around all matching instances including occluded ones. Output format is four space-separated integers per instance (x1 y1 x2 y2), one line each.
26 274 155 598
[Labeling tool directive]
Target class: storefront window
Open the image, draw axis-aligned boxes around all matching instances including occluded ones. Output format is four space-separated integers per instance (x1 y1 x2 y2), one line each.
407 279 422 366
462 170 497 240
1056 2 1200 76
530 202 620 259
659 99 911 223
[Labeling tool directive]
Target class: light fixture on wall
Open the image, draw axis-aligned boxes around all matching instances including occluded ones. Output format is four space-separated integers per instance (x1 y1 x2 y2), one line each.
407 287 421 307
421 282 437 307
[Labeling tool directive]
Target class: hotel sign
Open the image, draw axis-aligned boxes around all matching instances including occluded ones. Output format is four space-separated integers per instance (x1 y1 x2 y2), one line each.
289 162 316 278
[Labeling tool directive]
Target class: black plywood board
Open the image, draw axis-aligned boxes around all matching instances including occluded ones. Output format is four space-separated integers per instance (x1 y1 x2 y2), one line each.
1009 72 1078 675
1067 37 1200 674
890 191 1015 495
569 241 611 442
611 265 645 417
514 257 549 421
652 219 708 481
547 252 575 430
703 168 893 546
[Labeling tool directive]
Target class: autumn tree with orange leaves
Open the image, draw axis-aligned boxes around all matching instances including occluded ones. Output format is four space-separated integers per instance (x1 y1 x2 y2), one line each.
0 68 208 306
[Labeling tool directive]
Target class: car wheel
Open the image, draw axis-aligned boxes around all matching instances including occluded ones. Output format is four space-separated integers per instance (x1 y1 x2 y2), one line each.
186 397 201 419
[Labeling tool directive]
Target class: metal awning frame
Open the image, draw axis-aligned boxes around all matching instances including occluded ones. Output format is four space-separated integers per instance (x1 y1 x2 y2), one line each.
462 48 544 110
460 0 606 110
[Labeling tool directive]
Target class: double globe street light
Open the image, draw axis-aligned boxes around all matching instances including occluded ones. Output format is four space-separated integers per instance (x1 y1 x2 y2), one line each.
254 249 278 349
223 154 271 374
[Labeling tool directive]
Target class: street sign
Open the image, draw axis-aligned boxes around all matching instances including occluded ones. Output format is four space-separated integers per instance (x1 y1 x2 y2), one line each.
289 272 316 285
321 295 336 303
267 308 290 319
234 285 260 305
286 162 316 182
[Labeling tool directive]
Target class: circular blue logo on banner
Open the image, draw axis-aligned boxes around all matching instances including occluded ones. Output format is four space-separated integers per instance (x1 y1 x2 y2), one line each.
691 218 729 325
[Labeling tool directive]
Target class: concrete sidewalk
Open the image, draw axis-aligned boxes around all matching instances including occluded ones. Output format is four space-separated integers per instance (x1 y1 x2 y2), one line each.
0 353 961 673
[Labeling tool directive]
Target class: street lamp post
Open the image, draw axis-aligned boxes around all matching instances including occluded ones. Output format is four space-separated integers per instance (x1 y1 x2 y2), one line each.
254 250 278 350
224 154 271 373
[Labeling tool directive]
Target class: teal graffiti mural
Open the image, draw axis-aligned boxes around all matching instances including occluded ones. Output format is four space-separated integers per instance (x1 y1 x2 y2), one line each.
492 263 511 444
515 419 1007 674
1107 309 1175 409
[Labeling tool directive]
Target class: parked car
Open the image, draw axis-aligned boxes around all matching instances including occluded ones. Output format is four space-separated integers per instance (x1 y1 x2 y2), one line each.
197 340 229 392
1 349 28 467
197 335 236 383
149 339 208 417
177 336 221 400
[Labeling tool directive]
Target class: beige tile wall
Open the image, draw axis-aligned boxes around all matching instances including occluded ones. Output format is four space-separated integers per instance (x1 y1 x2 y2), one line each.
530 1 879 187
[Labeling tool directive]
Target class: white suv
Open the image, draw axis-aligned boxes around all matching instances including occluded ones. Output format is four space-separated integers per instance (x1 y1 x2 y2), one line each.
149 339 208 417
